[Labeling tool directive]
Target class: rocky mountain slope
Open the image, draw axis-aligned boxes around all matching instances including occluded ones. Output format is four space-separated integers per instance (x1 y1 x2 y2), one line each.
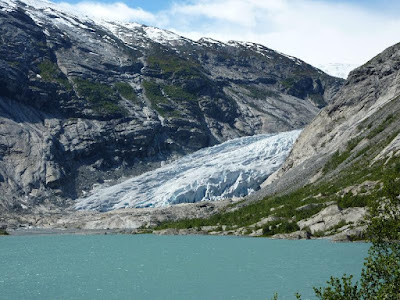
263 42 400 194
150 42 400 240
0 0 343 212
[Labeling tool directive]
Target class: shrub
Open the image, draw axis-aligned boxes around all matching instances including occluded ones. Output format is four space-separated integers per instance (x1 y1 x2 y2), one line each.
262 220 300 236
74 78 124 115
337 194 369 208
114 82 137 102
38 60 72 90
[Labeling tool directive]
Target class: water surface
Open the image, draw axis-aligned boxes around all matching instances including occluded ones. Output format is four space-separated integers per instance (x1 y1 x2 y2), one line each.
0 235 368 299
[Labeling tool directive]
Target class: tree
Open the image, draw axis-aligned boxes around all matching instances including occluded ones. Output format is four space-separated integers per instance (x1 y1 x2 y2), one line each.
313 173 400 300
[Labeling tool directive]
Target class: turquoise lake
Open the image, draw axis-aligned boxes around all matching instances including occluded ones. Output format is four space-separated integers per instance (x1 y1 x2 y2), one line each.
0 235 369 300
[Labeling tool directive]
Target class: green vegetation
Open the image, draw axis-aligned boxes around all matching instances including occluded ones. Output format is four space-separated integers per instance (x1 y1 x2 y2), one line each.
74 78 125 115
367 114 395 139
142 80 170 117
322 137 363 174
309 93 327 108
309 172 400 300
38 60 72 90
114 82 137 102
245 85 281 99
271 162 400 299
163 84 197 102
155 131 400 237
0 229 8 235
147 48 204 79
282 78 295 89
262 220 300 236
337 193 369 209
142 80 198 117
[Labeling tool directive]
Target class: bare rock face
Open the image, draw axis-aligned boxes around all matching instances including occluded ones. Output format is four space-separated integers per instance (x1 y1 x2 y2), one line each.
297 205 367 234
260 42 400 196
0 0 343 212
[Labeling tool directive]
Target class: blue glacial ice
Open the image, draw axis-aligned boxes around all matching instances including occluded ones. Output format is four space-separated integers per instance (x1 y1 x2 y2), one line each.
75 130 301 211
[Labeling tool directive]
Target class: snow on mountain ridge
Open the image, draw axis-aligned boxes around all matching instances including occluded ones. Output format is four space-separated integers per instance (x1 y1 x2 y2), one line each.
2 0 328 68
75 130 301 212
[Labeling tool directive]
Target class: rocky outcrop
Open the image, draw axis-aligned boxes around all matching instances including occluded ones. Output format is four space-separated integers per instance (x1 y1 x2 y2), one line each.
0 0 344 211
297 204 367 234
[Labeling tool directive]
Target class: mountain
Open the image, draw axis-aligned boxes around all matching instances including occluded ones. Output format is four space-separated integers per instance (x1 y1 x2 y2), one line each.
148 43 400 239
0 0 343 212
263 42 400 195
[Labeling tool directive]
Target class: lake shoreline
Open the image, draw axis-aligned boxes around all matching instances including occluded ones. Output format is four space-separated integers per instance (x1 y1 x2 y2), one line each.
2 226 368 243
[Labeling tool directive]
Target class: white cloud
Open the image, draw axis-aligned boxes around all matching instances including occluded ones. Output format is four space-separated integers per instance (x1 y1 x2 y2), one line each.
56 0 400 67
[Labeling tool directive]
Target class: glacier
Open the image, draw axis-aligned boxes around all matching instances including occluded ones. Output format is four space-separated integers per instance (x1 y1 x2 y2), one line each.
75 130 301 211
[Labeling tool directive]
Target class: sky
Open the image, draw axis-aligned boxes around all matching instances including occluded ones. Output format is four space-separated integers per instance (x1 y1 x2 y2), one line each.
55 0 400 67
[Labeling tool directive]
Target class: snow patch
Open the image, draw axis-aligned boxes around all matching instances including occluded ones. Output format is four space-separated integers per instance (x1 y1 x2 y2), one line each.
75 130 301 211
317 63 359 79
143 26 184 45
199 37 226 46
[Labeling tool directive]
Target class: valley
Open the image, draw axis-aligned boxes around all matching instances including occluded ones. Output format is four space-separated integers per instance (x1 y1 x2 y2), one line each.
0 0 399 244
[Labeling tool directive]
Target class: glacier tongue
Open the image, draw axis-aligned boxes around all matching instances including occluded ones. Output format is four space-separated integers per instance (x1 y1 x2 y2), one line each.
75 130 301 211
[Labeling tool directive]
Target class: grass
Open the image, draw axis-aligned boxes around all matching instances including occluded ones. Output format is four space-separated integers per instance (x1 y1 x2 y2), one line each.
38 60 72 90
142 80 169 117
163 84 197 102
309 93 327 108
322 136 363 174
337 193 370 208
142 80 198 117
282 78 296 89
367 114 395 139
147 47 204 79
244 85 281 99
74 78 125 115
114 82 137 102
153 95 400 235
154 134 400 236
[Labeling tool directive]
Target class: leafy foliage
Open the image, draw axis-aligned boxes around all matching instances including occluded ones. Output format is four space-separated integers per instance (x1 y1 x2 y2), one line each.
310 163 400 300
313 275 361 300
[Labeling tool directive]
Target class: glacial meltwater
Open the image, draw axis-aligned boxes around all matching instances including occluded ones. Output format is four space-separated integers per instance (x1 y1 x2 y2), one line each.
0 235 368 300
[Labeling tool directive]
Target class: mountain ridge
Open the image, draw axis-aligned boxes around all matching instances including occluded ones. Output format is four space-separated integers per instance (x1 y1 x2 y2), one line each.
0 0 343 212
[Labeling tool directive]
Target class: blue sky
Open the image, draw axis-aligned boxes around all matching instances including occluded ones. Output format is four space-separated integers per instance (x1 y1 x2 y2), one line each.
56 0 400 13
55 0 400 66
56 0 173 11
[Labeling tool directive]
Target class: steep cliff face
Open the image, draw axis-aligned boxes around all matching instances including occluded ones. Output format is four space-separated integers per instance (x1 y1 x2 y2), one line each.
0 0 343 211
261 42 400 196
